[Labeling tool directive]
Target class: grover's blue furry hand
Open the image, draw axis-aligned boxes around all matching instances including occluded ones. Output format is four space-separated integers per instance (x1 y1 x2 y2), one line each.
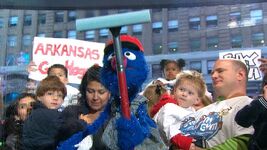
116 104 155 150
136 103 157 131
116 114 146 150
57 132 83 150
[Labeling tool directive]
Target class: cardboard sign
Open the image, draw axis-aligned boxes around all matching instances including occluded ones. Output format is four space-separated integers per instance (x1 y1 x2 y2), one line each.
219 49 262 81
29 37 105 84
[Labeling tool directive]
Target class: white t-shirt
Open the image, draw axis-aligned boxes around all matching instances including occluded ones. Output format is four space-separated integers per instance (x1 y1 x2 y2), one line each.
153 103 195 145
61 84 79 108
177 96 254 148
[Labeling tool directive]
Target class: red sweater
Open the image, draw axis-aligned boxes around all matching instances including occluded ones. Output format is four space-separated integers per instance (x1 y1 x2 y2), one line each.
150 93 177 118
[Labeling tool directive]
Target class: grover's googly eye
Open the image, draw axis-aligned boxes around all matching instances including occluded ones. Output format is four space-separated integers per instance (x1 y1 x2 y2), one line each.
107 53 115 61
124 51 136 60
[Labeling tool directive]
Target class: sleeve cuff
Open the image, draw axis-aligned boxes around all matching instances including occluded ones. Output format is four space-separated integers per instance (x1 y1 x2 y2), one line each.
171 133 193 150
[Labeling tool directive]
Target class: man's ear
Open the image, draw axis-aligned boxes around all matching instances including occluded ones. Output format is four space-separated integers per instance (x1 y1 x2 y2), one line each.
236 69 246 81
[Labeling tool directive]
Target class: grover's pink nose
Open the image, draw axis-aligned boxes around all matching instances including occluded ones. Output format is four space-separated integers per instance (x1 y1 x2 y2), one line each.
111 57 127 70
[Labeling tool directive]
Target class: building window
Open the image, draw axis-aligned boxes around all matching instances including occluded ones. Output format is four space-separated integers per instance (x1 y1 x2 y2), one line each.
0 17 4 28
16 51 31 66
153 43 163 54
68 11 76 22
206 15 217 28
99 10 109 16
190 61 202 73
24 15 32 26
230 12 241 22
67 30 76 39
207 37 219 50
6 53 16 66
118 9 130 13
190 38 201 51
9 16 18 27
168 20 178 32
85 11 94 17
85 30 95 40
250 9 263 24
132 24 142 35
121 26 128 34
37 33 45 37
23 35 32 46
252 32 265 47
38 14 46 25
99 29 109 37
7 35 17 47
54 31 63 38
228 12 241 28
152 22 163 33
207 60 215 74
231 35 242 48
152 64 162 78
152 9 162 13
167 42 178 53
55 11 64 23
189 17 200 30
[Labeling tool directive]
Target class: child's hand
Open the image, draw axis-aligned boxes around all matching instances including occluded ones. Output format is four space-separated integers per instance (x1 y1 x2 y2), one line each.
79 114 92 124
27 61 37 73
153 80 164 86
187 139 198 150
189 143 196 150
195 146 204 150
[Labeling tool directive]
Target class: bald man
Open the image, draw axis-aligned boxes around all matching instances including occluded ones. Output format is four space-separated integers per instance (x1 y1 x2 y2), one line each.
175 59 254 150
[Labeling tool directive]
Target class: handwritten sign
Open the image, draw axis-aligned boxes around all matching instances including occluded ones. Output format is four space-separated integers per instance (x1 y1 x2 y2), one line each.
219 49 262 81
29 37 105 84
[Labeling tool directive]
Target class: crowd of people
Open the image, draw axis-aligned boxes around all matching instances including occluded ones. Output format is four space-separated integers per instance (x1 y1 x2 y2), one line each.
0 34 267 150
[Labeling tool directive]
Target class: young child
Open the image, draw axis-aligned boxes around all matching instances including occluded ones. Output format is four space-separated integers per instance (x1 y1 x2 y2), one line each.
25 78 38 94
3 93 36 150
143 83 167 117
235 75 267 150
47 64 79 109
152 71 207 149
152 59 185 93
28 62 79 109
22 75 66 150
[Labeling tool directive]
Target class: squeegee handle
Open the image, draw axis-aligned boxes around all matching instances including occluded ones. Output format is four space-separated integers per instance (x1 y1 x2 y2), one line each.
110 27 131 119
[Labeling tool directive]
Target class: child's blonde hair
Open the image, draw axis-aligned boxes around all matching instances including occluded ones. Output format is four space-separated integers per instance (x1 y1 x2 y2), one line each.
174 71 206 99
143 84 167 113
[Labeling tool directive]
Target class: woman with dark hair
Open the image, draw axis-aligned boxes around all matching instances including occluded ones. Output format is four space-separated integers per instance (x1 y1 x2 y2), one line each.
3 93 36 150
57 65 111 150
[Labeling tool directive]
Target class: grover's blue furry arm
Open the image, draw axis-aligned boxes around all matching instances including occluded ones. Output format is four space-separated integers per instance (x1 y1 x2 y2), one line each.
56 105 87 142
57 103 111 150
117 102 156 150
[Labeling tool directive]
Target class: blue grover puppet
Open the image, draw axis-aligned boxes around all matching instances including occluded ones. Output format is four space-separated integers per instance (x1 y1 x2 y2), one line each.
57 35 166 150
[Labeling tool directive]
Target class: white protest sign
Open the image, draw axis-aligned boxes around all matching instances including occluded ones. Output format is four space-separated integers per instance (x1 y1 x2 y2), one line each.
219 49 262 81
29 37 105 84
